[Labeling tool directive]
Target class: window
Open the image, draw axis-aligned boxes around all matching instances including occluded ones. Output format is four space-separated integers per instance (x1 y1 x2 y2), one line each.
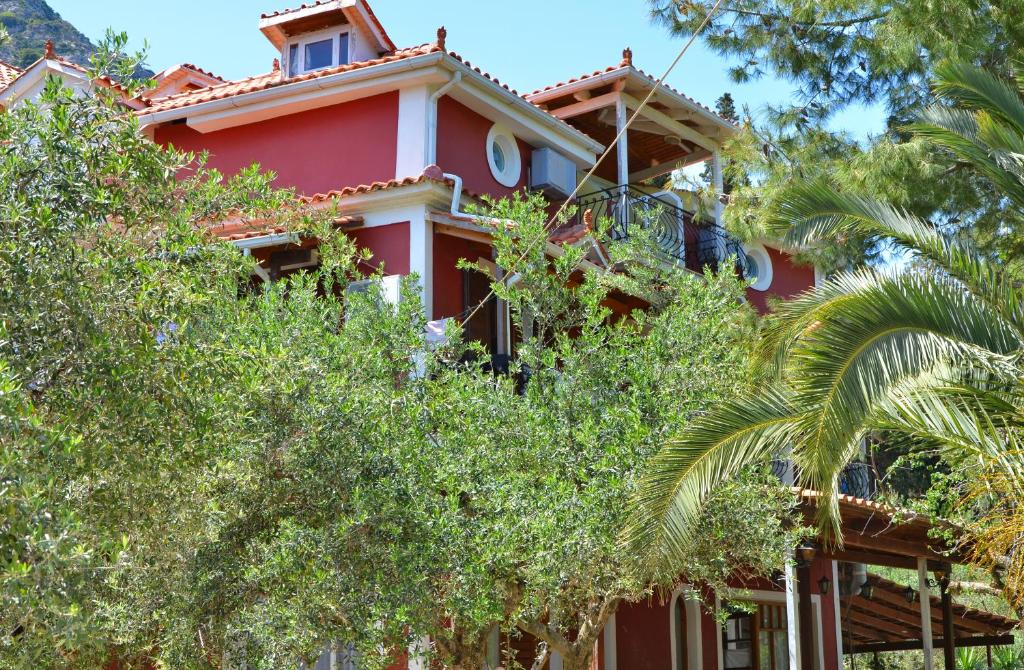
722 604 789 670
723 610 754 669
486 123 522 188
285 29 352 76
742 243 773 292
304 38 334 71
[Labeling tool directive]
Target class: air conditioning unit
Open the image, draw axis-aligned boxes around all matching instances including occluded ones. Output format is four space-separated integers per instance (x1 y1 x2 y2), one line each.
530 147 577 199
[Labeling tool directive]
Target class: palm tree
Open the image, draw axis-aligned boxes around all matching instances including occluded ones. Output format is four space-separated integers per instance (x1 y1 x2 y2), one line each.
626 61 1024 604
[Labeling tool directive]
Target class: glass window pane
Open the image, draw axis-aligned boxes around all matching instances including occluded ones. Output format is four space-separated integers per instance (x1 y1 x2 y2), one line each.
338 32 350 65
492 141 506 172
304 38 334 71
288 44 299 77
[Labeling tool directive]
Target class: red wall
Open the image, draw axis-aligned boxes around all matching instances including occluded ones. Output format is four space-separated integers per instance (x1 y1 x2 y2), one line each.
432 232 492 319
615 598 672 668
348 223 410 276
154 92 399 196
747 246 816 314
435 96 530 199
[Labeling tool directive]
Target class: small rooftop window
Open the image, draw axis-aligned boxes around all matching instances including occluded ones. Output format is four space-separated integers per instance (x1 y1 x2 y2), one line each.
285 28 351 77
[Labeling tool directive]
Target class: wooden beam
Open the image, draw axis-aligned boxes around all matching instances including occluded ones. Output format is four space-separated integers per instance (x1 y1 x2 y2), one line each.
843 608 915 639
822 549 947 572
867 580 999 636
621 92 718 152
941 576 957 670
545 91 621 120
840 531 951 561
848 635 1016 655
572 90 591 102
433 221 493 245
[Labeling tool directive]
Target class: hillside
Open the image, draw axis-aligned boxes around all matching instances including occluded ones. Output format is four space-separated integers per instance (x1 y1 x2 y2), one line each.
0 0 151 77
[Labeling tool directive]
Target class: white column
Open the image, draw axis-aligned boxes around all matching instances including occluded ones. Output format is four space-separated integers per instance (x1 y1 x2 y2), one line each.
784 551 801 670
831 561 844 663
918 558 935 670
615 95 629 188
408 635 430 670
711 150 724 227
407 206 433 319
603 613 617 670
395 85 430 178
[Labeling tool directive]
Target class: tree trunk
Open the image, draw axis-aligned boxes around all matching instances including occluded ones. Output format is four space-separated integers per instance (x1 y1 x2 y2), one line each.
517 596 621 670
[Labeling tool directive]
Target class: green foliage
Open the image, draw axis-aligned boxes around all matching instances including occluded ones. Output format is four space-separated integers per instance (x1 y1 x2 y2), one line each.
0 35 801 670
626 62 1024 609
649 0 1024 272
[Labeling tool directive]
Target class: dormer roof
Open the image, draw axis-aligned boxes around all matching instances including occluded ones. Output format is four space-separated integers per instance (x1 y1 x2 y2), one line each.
259 0 395 53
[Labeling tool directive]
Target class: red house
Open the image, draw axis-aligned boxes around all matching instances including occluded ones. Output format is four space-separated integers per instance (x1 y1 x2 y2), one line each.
126 2 1015 668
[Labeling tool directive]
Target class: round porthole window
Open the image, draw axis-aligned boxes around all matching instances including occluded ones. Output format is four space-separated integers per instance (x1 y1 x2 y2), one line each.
743 243 773 292
486 124 521 188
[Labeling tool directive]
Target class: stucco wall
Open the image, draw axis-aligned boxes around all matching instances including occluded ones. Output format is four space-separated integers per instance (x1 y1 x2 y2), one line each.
154 92 399 196
435 95 531 199
746 246 816 314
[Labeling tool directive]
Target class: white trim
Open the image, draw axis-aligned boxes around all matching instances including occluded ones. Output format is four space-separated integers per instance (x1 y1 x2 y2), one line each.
831 561 844 661
670 585 703 670
742 242 773 292
603 613 617 670
814 265 826 288
782 561 802 670
486 123 522 188
284 26 352 77
407 205 432 319
719 587 824 670
426 73 462 165
615 94 629 187
139 54 604 165
396 85 430 177
715 595 724 670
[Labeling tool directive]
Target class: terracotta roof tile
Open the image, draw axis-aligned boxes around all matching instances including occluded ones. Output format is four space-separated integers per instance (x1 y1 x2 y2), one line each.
260 0 396 52
209 215 364 241
173 63 225 82
140 42 439 113
526 64 733 127
0 59 22 90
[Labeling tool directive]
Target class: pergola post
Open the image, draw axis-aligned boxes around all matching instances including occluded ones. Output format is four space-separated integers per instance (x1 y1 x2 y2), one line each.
940 572 956 670
918 558 934 670
796 561 815 670
711 150 724 227
784 551 801 670
614 95 629 189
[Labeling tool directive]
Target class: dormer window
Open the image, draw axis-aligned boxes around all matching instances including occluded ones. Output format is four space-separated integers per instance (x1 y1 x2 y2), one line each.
285 29 351 77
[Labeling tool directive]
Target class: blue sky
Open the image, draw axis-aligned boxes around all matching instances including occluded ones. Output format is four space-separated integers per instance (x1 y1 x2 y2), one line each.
48 0 884 138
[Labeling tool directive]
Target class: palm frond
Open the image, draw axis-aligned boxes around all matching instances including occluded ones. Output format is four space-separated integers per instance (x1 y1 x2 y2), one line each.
932 60 1024 135
624 384 801 569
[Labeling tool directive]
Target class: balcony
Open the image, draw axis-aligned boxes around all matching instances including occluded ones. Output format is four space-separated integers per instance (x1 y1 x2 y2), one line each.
570 186 747 275
770 459 877 500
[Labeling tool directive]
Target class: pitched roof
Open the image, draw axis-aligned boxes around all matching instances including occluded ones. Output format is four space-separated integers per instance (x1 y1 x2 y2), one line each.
0 59 22 91
260 0 396 52
526 63 734 129
140 42 439 113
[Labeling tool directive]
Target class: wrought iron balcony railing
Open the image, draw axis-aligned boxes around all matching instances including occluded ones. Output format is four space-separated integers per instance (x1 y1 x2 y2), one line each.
570 185 746 275
770 459 877 500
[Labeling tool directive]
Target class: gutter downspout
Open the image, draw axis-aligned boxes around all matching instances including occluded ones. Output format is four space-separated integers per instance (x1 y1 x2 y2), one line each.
426 72 462 165
443 172 609 269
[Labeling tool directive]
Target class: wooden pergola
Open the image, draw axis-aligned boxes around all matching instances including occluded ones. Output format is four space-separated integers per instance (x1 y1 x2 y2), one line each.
797 489 1018 669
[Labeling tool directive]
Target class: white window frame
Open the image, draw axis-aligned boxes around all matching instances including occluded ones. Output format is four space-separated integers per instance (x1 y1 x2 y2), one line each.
742 242 774 292
486 123 522 188
285 26 352 76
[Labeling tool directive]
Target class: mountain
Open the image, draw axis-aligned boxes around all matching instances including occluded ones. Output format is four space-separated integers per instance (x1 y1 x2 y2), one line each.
0 0 151 77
